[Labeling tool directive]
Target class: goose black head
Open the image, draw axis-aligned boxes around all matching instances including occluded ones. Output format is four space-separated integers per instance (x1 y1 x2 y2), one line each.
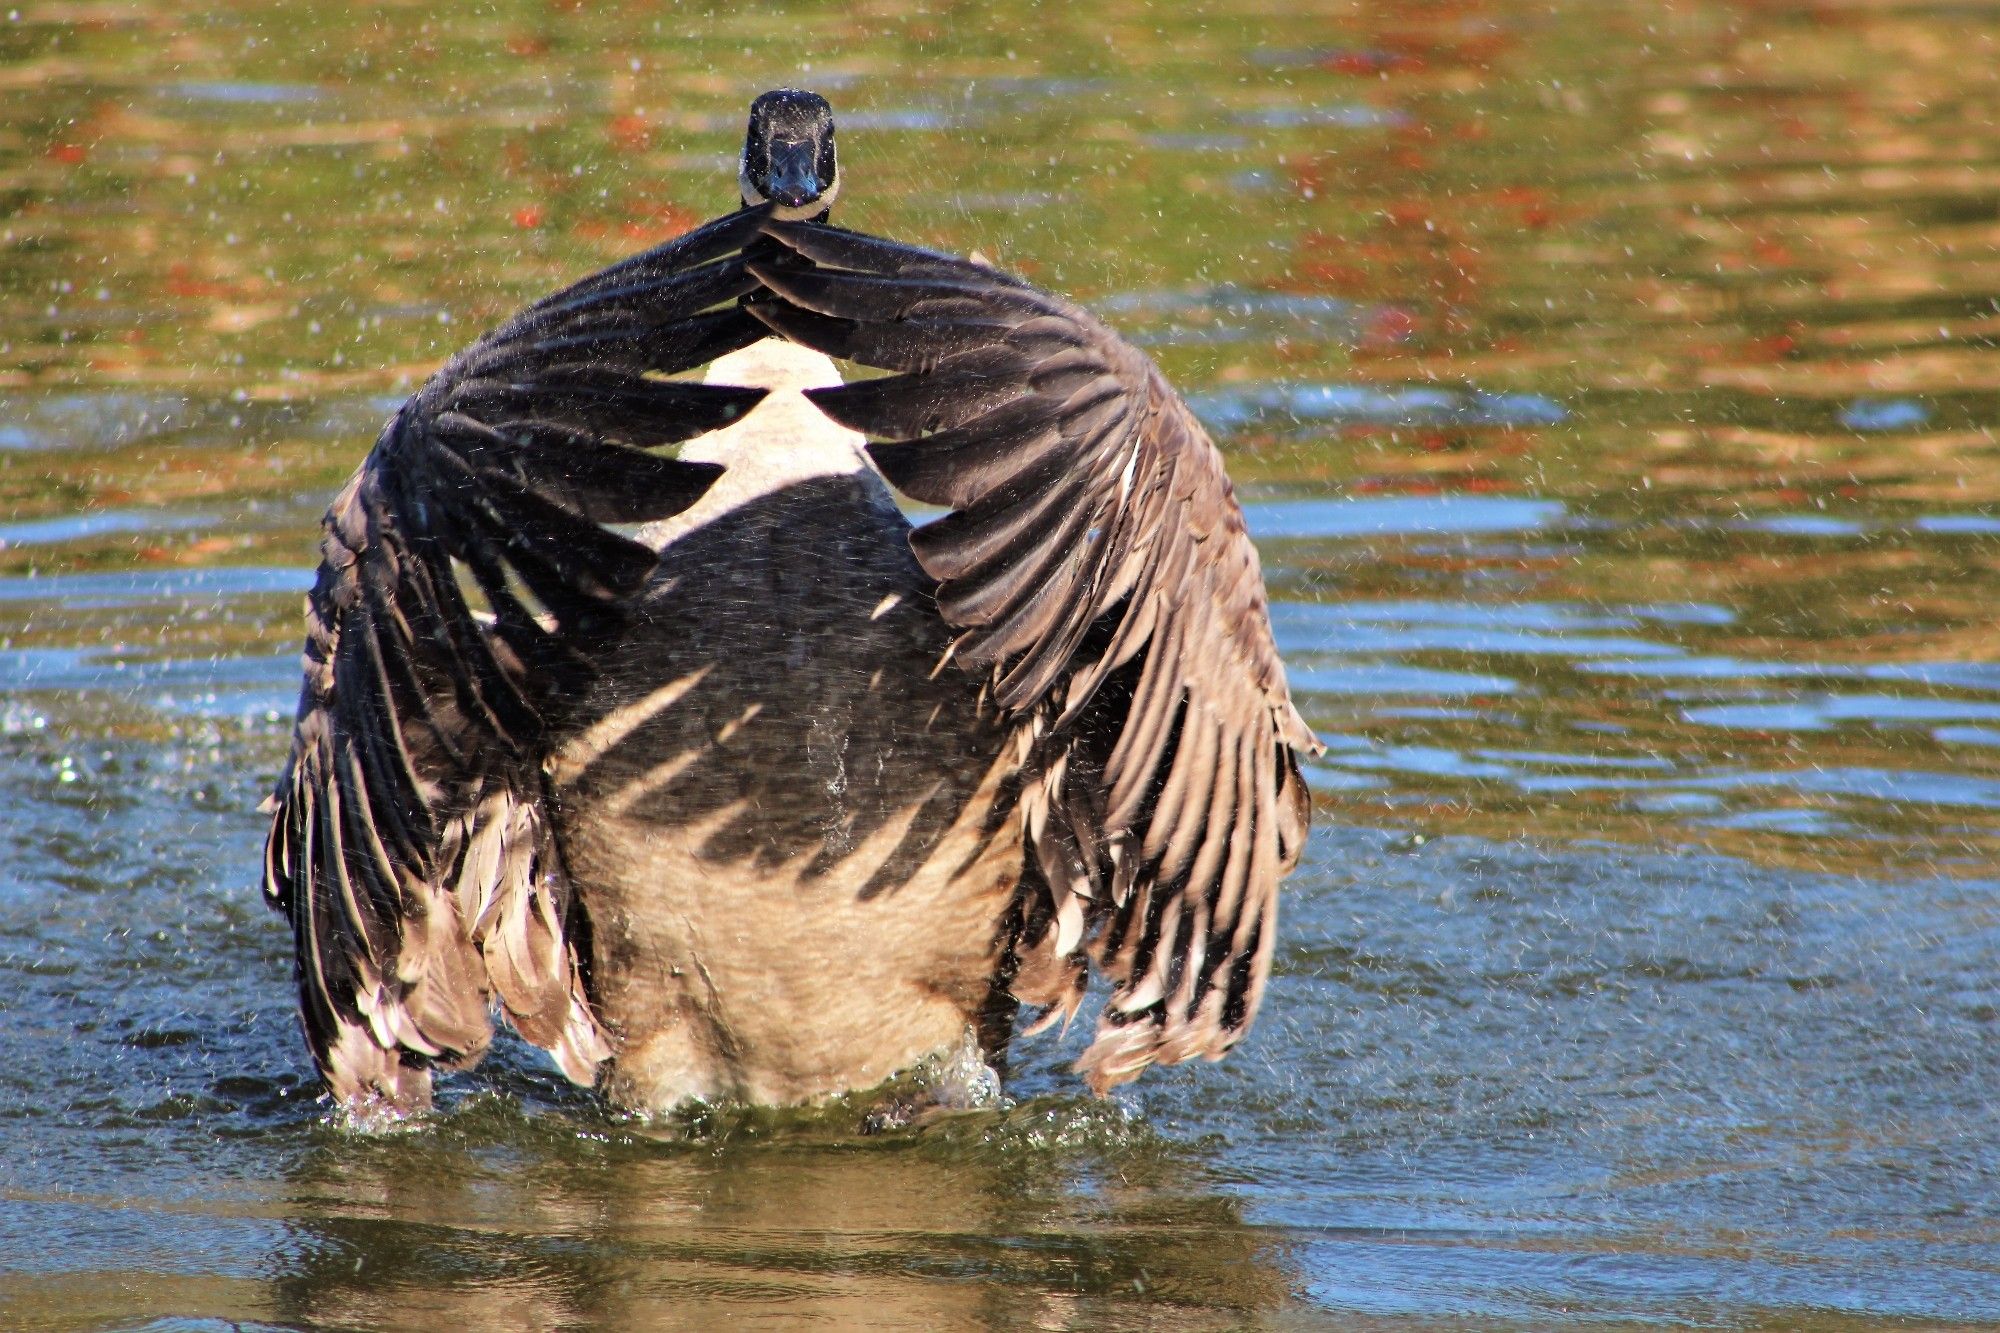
740 89 837 222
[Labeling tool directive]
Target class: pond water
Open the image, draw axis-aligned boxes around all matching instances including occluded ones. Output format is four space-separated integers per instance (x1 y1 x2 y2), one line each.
3 0 1998 1327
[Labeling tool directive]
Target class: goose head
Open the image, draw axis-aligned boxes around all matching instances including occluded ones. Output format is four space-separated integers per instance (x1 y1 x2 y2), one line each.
740 89 837 222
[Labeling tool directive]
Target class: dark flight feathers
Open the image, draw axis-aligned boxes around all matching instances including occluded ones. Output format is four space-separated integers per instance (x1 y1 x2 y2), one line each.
261 207 772 1110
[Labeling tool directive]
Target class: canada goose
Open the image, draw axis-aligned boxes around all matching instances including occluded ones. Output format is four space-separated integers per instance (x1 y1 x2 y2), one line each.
262 89 1320 1119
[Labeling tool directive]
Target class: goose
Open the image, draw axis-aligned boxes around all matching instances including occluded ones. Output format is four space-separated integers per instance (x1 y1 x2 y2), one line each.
261 88 1322 1120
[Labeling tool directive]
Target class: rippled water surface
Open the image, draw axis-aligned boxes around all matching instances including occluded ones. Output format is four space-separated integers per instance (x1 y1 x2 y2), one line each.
4 1 1999 1327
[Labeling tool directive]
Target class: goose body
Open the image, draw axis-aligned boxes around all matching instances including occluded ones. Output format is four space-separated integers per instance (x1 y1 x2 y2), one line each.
261 94 1319 1120
551 341 1022 1110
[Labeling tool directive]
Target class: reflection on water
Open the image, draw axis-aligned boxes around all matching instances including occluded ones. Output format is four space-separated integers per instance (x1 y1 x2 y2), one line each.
2 0 1999 1325
263 1107 1289 1330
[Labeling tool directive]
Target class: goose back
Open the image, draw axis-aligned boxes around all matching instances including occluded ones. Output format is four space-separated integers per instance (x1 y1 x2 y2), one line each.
538 345 1019 1109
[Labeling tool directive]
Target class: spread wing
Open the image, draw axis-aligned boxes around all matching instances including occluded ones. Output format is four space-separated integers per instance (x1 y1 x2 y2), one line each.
747 220 1321 1093
262 206 773 1112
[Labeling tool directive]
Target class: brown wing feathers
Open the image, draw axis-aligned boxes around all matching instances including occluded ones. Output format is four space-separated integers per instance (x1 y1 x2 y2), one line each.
265 203 1315 1109
748 220 1319 1092
262 206 772 1112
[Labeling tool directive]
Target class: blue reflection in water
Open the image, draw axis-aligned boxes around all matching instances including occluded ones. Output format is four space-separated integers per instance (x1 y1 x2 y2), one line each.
170 80 325 105
1246 495 1566 540
1684 696 2000 731
1840 398 1931 431
1288 660 1519 696
1193 383 1568 432
1230 104 1413 129
0 510 217 547
0 567 311 605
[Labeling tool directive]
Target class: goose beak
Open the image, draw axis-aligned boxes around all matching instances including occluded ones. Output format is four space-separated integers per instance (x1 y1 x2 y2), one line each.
764 139 822 209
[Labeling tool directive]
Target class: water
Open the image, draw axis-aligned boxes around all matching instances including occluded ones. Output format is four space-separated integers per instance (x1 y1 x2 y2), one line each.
3 0 1998 1326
